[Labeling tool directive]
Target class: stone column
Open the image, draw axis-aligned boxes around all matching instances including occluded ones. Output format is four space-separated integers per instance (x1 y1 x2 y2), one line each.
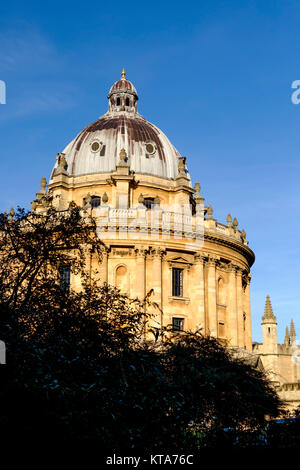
244 274 252 351
99 246 109 285
151 248 165 330
227 263 238 346
206 255 217 337
135 246 147 300
236 268 245 348
193 254 205 334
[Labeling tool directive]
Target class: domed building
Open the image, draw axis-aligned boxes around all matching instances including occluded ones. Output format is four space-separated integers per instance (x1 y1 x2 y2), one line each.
31 70 300 409
33 69 255 351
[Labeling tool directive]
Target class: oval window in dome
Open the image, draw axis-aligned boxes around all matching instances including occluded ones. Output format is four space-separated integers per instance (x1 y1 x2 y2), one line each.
91 140 102 153
145 142 156 155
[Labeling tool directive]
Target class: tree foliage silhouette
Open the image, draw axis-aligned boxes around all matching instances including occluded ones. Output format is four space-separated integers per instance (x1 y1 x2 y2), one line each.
0 207 286 448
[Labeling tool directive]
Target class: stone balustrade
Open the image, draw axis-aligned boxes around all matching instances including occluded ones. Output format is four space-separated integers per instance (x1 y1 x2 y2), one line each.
278 382 300 392
86 205 248 246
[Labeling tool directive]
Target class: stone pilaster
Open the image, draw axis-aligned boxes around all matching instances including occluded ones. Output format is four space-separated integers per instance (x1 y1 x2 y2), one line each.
227 263 238 346
236 268 245 348
193 254 205 334
135 246 147 300
206 255 217 337
244 274 252 351
151 248 165 329
99 246 109 285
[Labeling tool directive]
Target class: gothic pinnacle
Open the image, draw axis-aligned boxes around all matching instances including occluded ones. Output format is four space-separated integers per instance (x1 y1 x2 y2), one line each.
284 326 290 346
262 295 276 322
290 319 296 343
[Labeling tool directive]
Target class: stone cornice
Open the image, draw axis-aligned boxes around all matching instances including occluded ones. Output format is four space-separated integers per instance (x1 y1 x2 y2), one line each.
48 172 185 191
204 233 255 267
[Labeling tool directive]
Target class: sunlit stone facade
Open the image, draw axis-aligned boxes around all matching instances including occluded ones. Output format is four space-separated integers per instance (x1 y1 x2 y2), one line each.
33 71 255 350
31 71 300 408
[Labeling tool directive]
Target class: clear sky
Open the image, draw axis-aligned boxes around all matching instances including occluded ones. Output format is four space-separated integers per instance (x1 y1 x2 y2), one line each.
0 0 299 342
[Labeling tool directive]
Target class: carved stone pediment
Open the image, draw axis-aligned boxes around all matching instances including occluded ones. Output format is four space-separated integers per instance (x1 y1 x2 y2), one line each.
167 256 192 271
170 256 189 263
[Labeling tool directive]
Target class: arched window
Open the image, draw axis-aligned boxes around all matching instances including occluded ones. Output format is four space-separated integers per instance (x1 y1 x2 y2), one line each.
217 277 226 305
91 196 101 208
115 265 128 293
116 97 121 106
83 195 101 208
144 197 155 209
126 97 130 107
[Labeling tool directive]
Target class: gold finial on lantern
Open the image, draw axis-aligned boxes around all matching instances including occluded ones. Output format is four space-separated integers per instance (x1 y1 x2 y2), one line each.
121 68 126 78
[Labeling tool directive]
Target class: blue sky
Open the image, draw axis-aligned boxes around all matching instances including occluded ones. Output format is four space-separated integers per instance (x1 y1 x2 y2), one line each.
0 0 299 342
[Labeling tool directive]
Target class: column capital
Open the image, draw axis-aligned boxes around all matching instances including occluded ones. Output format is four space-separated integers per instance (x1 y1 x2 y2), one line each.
243 272 252 285
235 266 244 277
134 246 148 258
226 262 239 274
194 253 205 264
206 254 218 267
150 247 166 260
99 245 110 256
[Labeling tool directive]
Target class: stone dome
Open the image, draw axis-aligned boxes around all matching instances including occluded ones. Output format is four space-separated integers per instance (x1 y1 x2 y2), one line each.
50 71 191 184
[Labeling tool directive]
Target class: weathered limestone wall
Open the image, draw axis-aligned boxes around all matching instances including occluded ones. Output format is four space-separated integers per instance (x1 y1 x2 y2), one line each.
48 169 254 351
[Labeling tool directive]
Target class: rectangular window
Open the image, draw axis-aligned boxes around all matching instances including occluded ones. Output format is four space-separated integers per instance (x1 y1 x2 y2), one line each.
172 317 184 332
172 268 183 297
60 265 71 294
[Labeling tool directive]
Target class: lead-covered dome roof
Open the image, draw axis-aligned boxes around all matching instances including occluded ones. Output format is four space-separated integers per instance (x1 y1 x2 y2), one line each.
108 69 138 97
50 70 191 185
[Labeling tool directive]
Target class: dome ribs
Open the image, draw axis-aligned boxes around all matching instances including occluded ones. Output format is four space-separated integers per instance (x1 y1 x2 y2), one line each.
72 129 90 173
65 113 171 177
81 116 167 162
110 79 133 92
141 120 166 162
49 74 189 182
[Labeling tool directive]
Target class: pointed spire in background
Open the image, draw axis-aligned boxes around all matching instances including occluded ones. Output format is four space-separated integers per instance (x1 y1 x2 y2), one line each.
290 319 296 344
264 295 275 317
262 295 276 322
284 326 290 346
